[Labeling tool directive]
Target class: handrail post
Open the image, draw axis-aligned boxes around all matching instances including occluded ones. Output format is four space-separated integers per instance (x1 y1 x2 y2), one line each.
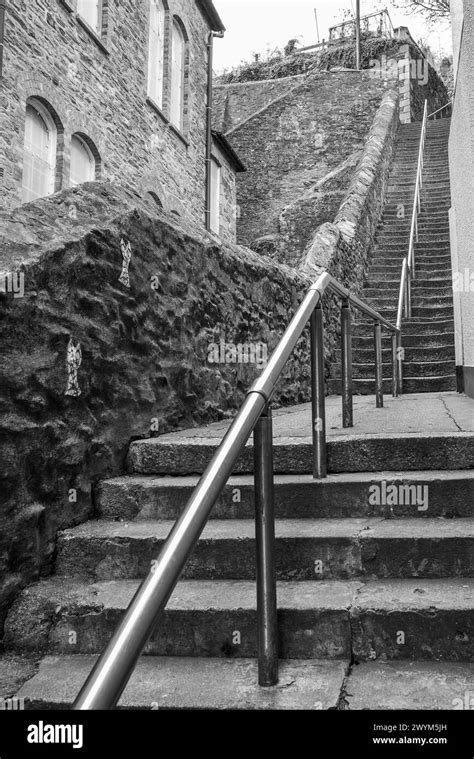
374 322 384 408
341 299 353 428
310 305 327 479
391 333 399 397
406 268 412 319
253 405 278 687
397 332 404 394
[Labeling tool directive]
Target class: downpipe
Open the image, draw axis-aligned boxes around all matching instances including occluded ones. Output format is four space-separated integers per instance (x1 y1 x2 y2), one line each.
205 30 224 232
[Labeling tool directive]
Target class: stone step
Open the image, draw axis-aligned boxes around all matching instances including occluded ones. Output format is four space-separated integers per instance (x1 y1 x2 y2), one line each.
357 306 454 321
363 286 453 298
16 655 347 710
341 345 455 362
126 431 472 476
366 269 452 281
353 319 454 335
364 296 453 309
331 359 455 380
95 471 474 522
55 518 474 582
344 660 474 711
351 333 455 349
327 376 457 395
5 577 473 661
371 251 451 260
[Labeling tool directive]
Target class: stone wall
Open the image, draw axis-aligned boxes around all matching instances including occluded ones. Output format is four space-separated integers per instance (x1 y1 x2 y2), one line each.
0 182 312 634
0 0 237 244
301 89 400 354
213 74 306 133
227 70 388 253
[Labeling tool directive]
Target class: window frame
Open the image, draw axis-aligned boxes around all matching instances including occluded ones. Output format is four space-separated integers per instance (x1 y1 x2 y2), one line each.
169 16 188 134
76 0 103 36
22 99 58 203
147 0 167 111
70 133 97 187
210 156 221 235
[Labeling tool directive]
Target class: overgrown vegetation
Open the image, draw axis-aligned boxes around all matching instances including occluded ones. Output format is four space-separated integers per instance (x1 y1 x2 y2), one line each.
218 35 403 85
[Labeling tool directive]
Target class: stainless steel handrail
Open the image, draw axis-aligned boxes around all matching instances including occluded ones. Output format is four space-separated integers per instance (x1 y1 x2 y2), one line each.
428 101 452 120
396 99 429 390
73 271 400 710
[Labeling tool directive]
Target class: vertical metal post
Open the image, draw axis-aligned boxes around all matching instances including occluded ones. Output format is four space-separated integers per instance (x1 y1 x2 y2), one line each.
355 0 361 70
341 300 353 428
253 406 278 687
310 306 327 479
397 332 404 394
391 332 399 398
374 323 384 408
407 270 412 318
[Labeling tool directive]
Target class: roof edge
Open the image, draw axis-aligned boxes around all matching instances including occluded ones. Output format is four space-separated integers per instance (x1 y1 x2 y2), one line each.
212 130 246 172
196 0 226 32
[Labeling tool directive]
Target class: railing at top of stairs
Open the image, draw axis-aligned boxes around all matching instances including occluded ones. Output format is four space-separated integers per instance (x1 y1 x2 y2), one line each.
72 272 401 710
396 99 430 392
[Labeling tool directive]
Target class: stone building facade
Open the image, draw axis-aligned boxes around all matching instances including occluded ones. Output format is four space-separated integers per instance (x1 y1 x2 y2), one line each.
0 0 243 243
449 0 474 397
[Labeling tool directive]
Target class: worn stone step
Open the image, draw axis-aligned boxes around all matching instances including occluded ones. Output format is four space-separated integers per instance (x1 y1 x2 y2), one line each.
363 286 453 299
365 296 453 309
344 345 454 363
16 655 347 710
96 471 474 522
125 431 472 476
353 319 454 336
371 252 451 262
366 268 452 281
345 660 474 710
327 376 457 394
55 518 474 582
4 577 357 659
5 577 473 661
352 333 455 349
332 359 456 380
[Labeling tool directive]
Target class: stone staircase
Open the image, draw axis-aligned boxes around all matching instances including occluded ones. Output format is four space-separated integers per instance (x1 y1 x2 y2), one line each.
329 117 456 395
5 394 474 710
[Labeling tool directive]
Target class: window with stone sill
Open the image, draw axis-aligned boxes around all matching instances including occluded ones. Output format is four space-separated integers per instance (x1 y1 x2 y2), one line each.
70 134 99 186
147 0 168 111
169 16 189 135
22 99 60 203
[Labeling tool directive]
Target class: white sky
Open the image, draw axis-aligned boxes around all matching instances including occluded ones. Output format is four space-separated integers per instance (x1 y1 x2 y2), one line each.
213 0 453 72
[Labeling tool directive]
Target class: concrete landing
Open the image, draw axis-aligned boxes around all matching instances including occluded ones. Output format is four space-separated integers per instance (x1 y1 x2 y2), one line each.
154 392 474 442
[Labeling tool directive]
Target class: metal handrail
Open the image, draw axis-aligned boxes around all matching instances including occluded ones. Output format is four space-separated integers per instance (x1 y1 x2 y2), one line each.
396 100 429 389
73 271 400 710
428 101 452 120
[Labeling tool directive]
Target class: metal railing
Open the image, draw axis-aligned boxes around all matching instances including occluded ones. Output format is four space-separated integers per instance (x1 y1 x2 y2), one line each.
396 100 429 389
428 101 453 120
329 8 394 41
73 272 400 710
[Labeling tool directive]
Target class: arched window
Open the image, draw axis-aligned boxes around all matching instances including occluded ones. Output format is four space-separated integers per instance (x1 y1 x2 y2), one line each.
77 0 102 34
147 0 166 108
170 18 187 131
22 99 57 203
70 134 96 186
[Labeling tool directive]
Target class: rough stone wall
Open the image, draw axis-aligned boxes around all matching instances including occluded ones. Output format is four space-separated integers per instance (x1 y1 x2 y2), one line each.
0 182 312 632
0 0 237 244
213 74 306 133
301 90 400 356
227 70 388 252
